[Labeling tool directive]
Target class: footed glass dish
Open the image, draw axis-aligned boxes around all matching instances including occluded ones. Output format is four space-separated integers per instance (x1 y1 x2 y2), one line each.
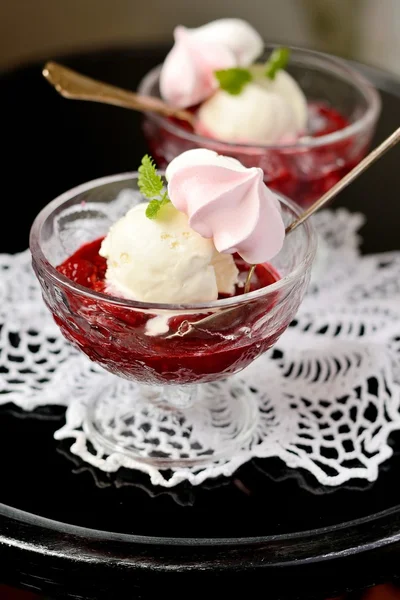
30 173 316 468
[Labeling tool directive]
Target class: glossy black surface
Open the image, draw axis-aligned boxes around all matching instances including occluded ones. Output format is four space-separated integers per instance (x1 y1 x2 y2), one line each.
1 46 400 599
2 403 400 541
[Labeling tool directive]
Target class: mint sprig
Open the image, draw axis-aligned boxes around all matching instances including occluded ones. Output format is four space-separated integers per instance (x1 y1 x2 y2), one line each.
138 154 171 219
146 195 170 219
265 47 291 80
214 67 252 95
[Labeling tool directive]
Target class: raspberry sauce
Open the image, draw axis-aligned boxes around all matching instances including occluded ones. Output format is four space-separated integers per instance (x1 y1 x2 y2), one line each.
54 238 290 385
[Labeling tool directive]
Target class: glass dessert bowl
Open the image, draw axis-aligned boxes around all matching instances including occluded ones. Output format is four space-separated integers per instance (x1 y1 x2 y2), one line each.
139 45 380 208
30 171 316 468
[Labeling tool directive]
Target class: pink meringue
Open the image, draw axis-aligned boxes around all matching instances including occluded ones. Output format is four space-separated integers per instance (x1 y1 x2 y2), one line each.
160 19 263 109
166 149 285 264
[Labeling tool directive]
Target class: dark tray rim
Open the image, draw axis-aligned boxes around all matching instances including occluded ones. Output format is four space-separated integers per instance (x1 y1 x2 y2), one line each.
1 501 400 568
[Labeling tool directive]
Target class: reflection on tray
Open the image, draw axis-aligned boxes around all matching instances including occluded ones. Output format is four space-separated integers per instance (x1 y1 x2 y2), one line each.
0 403 66 422
252 458 376 495
3 403 398 506
56 441 232 507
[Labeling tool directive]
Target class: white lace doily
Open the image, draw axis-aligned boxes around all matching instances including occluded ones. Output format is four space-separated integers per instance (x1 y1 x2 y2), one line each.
1 209 400 488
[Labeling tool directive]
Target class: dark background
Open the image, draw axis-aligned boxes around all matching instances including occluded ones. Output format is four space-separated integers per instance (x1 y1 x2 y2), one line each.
0 0 398 75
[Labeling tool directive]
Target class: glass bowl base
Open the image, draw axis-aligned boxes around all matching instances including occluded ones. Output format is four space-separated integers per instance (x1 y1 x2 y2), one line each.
83 379 259 469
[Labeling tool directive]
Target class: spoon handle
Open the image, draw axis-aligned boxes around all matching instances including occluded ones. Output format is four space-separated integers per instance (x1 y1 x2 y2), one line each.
42 61 195 125
286 126 400 235
244 127 400 293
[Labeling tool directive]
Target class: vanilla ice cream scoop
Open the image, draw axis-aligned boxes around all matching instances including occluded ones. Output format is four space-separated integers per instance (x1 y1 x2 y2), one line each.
99 202 238 304
197 65 308 144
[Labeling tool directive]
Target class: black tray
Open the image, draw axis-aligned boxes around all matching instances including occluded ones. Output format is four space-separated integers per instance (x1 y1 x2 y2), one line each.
1 46 400 600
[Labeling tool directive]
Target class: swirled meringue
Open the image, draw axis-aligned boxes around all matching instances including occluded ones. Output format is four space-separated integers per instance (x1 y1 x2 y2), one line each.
166 149 285 264
160 19 263 108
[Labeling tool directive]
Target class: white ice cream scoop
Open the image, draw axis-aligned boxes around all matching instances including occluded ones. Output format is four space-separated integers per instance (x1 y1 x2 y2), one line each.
99 202 238 304
197 65 308 144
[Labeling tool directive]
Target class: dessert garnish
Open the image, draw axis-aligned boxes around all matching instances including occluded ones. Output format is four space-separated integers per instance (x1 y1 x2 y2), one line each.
159 19 263 108
98 149 286 304
138 154 171 218
214 67 252 96
166 149 285 264
215 46 291 95
264 47 291 80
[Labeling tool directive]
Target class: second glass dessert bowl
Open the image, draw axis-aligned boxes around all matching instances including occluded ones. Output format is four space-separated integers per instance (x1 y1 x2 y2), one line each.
139 45 380 208
30 173 316 468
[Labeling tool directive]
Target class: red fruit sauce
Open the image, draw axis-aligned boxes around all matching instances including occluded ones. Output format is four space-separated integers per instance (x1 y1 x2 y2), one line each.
54 238 290 385
143 102 370 208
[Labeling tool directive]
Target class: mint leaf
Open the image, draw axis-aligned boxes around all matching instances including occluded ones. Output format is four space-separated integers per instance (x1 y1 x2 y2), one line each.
145 199 162 219
138 154 164 199
138 154 171 219
145 194 171 220
160 193 170 206
265 47 291 80
215 67 252 95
